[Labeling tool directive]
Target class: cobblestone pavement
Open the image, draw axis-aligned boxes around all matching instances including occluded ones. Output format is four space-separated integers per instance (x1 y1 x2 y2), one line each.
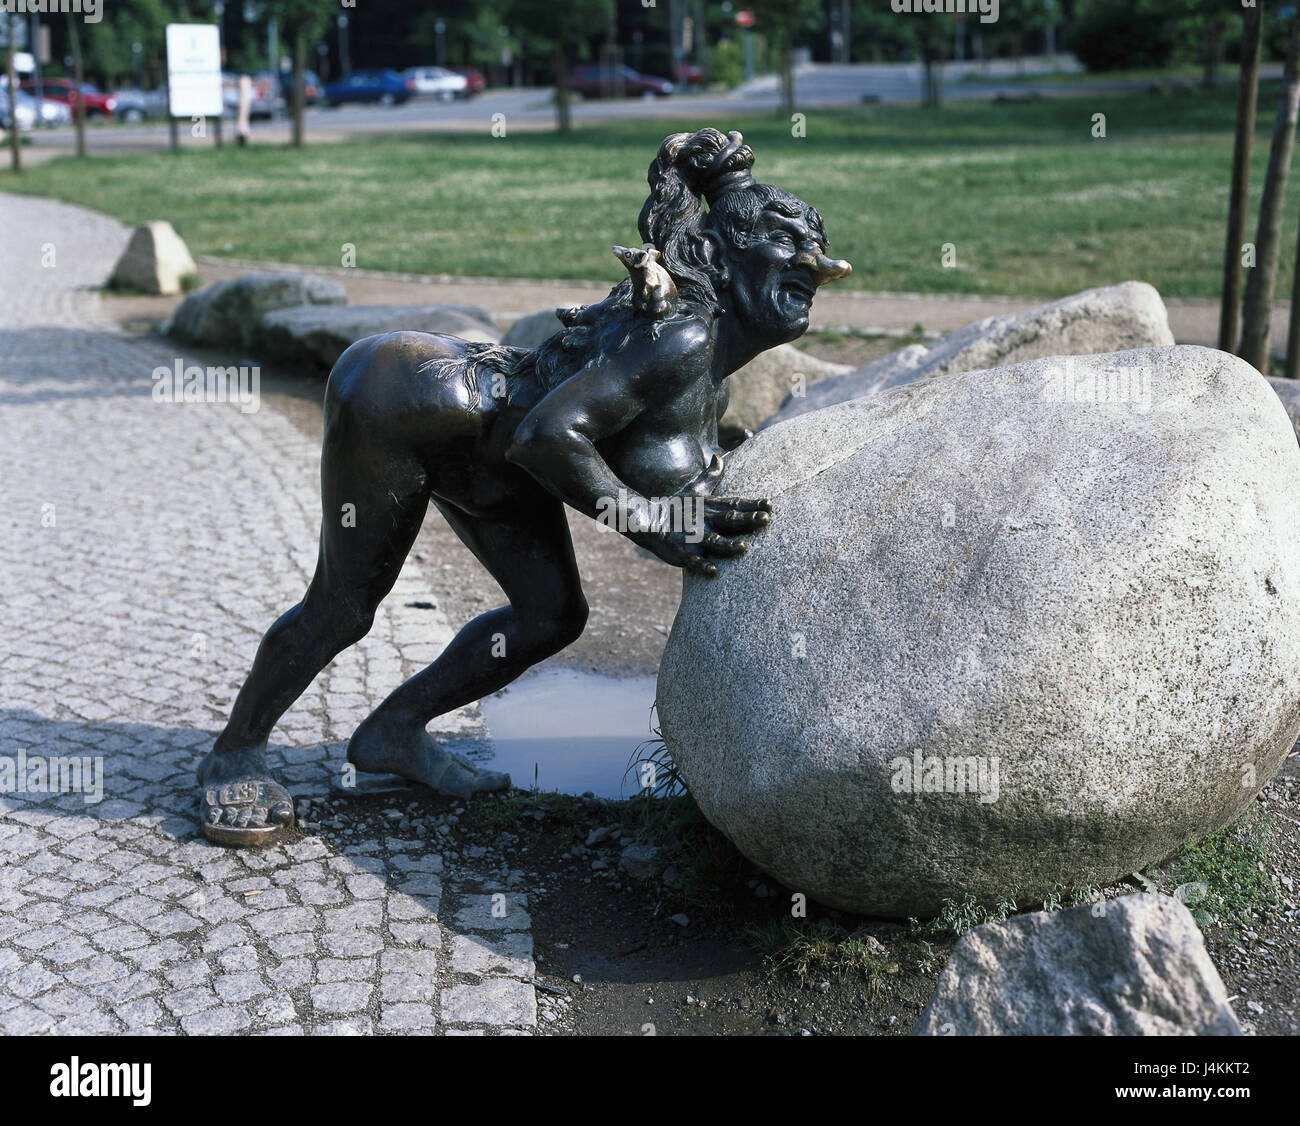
0 193 538 1034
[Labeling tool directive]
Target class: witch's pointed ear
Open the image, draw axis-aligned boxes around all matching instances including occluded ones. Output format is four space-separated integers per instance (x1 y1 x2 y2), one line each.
699 230 729 289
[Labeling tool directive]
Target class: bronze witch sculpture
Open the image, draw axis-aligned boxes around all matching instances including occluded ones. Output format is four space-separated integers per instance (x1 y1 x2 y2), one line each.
197 127 853 845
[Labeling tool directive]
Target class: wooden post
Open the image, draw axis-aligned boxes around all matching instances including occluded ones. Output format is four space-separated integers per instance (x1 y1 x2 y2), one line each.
67 13 86 158
6 21 21 174
1240 11 1300 372
1220 3 1263 353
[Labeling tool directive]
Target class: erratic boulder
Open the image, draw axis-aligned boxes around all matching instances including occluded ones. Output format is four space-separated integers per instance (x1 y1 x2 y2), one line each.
720 344 851 440
259 304 500 372
915 894 1241 1036
657 346 1300 917
765 282 1175 428
1267 377 1300 444
766 342 929 425
109 221 198 296
502 309 565 349
170 272 347 350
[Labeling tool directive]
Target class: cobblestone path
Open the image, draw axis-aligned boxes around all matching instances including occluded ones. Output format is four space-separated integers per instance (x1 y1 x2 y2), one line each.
0 193 538 1034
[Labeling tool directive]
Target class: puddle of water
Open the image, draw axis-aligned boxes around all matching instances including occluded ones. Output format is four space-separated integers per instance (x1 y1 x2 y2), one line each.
478 668 659 800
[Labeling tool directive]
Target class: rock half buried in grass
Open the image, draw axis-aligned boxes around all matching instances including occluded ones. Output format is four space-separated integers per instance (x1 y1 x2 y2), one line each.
657 346 1300 918
914 893 1241 1035
169 271 346 350
259 303 499 372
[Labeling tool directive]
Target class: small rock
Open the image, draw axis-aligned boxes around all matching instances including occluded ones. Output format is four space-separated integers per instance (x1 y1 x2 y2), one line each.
620 843 667 881
110 220 197 296
670 914 690 928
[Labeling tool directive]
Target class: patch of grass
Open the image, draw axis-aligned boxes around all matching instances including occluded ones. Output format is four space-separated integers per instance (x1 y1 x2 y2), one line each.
911 886 1021 940
0 86 1286 299
1039 880 1106 914
621 732 751 908
180 271 202 292
1163 810 1279 931
747 918 899 991
456 787 588 834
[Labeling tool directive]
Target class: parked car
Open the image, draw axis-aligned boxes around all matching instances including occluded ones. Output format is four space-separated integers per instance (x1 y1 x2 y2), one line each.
0 88 39 132
404 66 466 101
674 62 708 88
449 66 485 96
20 77 118 117
277 68 322 106
111 87 167 123
221 72 285 119
323 69 414 107
35 96 72 127
567 64 672 99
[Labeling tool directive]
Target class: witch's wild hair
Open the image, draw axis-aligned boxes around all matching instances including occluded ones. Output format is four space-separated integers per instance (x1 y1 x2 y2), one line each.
637 127 828 310
464 128 829 398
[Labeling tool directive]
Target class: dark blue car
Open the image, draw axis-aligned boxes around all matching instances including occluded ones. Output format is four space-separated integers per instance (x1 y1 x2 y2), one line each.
323 69 414 107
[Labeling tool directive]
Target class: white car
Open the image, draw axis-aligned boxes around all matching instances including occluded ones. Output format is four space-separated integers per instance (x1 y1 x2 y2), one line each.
37 97 72 127
0 89 38 132
403 66 467 101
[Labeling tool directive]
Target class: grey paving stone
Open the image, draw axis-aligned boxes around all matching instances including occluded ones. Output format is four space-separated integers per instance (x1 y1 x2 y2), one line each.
0 194 531 1036
441 978 537 1027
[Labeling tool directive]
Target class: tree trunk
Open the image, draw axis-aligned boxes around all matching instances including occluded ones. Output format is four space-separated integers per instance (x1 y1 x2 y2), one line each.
6 36 20 173
1239 11 1300 373
68 14 86 159
1285 216 1300 378
1202 19 1221 89
1219 2 1262 353
552 47 570 133
292 27 306 148
780 39 795 117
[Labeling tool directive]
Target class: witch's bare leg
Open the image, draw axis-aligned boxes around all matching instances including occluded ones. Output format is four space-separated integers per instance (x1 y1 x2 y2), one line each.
347 494 589 795
198 411 431 844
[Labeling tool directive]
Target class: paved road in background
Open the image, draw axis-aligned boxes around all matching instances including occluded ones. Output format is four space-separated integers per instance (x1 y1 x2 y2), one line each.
21 58 1272 166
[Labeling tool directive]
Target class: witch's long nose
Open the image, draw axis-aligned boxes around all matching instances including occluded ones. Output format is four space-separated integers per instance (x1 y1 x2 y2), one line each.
796 250 853 286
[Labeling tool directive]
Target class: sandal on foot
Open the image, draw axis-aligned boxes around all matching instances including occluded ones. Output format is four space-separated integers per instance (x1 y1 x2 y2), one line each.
201 777 295 847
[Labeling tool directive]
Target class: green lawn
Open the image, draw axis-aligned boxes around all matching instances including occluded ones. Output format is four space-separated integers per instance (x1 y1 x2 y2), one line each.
2 88 1293 299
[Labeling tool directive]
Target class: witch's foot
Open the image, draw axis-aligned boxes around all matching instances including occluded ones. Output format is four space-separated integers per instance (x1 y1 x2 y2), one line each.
196 746 295 848
347 716 511 799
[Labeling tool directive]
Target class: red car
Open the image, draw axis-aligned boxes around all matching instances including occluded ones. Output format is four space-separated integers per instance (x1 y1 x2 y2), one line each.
21 77 117 117
567 64 673 99
449 66 485 96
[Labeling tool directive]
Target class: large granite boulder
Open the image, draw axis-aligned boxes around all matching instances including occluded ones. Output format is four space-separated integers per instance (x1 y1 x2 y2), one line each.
109 221 198 296
170 272 347 350
720 344 851 440
259 304 500 372
1267 377 1300 444
915 894 1241 1035
765 282 1176 428
657 346 1300 917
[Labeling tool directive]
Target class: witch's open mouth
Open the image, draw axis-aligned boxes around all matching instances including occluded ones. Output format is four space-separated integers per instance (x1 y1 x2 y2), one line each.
781 276 817 303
